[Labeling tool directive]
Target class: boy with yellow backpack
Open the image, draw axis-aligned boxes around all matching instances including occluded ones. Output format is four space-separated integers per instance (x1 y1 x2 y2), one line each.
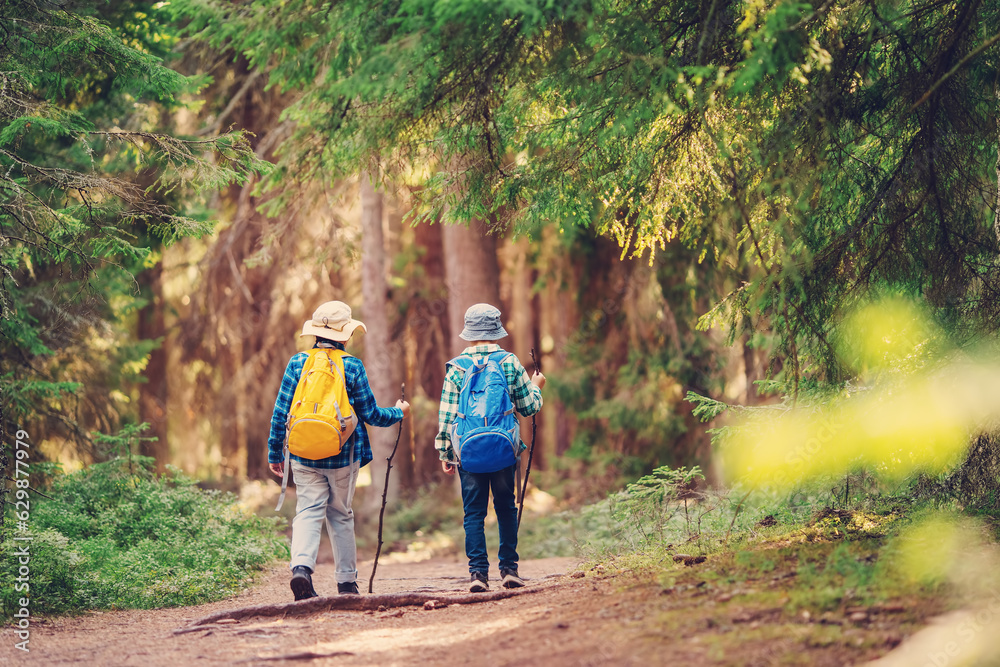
268 301 409 599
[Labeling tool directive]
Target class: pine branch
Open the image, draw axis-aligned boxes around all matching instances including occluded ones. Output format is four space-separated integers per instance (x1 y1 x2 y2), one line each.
909 30 1000 111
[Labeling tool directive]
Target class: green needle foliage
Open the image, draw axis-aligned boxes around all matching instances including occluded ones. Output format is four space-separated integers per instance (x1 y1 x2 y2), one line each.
174 0 1000 388
0 0 268 449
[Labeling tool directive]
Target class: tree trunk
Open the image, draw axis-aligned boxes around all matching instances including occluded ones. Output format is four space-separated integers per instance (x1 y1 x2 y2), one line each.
413 219 450 396
528 264 545 472
742 334 758 405
545 228 578 458
360 173 400 507
441 220 502 356
501 237 536 463
137 261 170 468
993 79 1000 246
409 219 451 487
384 198 413 492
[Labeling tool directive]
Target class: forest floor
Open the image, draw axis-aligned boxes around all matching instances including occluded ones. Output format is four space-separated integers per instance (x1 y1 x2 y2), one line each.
2 538 952 667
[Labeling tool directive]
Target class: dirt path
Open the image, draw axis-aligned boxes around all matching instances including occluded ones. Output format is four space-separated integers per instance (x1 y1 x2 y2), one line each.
3 557 619 667
1 553 944 666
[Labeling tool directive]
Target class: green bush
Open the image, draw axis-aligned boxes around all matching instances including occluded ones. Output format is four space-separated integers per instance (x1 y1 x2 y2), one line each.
1 457 286 617
518 501 621 559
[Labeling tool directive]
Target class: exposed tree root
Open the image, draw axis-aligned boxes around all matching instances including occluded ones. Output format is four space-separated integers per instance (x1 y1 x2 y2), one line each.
173 624 229 635
179 584 551 630
238 650 354 662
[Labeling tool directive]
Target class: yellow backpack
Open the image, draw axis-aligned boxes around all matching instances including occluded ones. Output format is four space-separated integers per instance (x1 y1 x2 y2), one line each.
286 348 358 459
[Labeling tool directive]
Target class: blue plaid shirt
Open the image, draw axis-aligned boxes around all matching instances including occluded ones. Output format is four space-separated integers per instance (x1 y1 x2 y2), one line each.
268 341 403 469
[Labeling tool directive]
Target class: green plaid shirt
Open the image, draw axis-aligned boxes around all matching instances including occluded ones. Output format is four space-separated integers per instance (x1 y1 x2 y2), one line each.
436 344 543 463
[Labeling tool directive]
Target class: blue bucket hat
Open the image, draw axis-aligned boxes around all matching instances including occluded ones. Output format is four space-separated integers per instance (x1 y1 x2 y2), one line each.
459 303 509 341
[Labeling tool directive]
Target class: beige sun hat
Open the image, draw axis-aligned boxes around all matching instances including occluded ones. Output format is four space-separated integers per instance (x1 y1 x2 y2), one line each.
299 301 367 341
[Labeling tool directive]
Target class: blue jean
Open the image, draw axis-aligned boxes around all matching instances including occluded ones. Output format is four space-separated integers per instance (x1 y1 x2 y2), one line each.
458 464 519 575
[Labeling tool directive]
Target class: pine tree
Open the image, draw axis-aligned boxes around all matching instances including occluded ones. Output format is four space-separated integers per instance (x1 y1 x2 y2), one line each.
174 0 1000 386
0 0 266 457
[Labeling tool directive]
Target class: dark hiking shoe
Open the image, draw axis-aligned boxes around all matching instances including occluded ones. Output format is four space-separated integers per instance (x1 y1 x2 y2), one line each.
290 566 318 601
469 572 489 593
337 581 360 595
500 568 524 589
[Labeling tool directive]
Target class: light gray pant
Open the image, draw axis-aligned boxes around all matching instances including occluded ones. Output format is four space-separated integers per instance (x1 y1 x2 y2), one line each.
289 460 360 584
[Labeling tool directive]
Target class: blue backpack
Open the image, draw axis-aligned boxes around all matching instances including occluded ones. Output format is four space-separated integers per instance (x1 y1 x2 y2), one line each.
448 351 519 473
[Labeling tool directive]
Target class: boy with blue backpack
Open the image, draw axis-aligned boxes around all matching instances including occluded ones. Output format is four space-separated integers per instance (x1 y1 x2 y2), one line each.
436 303 546 592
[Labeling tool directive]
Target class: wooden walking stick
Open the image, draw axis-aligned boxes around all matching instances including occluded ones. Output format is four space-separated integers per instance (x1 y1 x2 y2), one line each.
368 383 404 594
517 348 541 528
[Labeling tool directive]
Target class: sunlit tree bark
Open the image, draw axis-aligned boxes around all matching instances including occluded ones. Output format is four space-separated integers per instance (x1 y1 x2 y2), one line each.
361 173 401 506
441 221 503 357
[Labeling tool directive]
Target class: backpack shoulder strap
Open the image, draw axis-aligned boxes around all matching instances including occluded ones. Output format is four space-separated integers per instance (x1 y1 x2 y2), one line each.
312 347 350 358
447 356 477 420
296 348 322 379
447 355 475 372
306 347 351 366
489 350 514 365
297 349 350 392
